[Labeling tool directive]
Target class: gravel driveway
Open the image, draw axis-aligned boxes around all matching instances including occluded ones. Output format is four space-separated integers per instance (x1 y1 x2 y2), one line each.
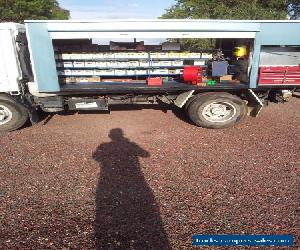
0 98 299 249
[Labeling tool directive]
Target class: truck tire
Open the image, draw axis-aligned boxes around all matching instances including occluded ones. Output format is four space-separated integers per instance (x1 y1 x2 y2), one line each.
186 92 247 129
0 96 28 132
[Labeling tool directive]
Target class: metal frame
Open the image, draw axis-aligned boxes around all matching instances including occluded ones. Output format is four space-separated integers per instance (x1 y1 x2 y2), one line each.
24 20 300 93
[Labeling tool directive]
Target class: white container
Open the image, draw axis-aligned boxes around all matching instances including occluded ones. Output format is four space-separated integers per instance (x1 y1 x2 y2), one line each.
151 61 161 67
106 61 119 67
63 62 73 68
114 69 126 75
150 52 159 59
85 62 97 68
113 53 127 58
103 53 115 59
172 60 184 66
73 61 85 68
94 69 115 76
135 52 148 58
168 52 178 59
59 70 71 76
96 61 107 68
61 54 72 60
160 61 172 67
117 61 128 67
69 53 82 60
149 69 169 75
135 69 147 75
201 53 213 59
175 69 183 74
194 60 205 66
139 60 149 67
190 52 201 58
72 70 83 76
126 70 136 75
128 61 139 67
157 52 169 59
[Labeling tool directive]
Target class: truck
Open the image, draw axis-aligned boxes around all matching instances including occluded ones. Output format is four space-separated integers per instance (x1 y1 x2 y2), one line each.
0 19 299 132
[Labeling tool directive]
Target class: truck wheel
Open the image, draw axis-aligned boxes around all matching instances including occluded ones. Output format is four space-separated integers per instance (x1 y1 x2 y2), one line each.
186 92 247 129
0 97 28 132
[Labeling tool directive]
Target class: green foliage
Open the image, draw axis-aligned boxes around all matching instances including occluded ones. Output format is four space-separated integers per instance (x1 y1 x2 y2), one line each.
160 0 298 49
0 0 70 22
161 0 291 20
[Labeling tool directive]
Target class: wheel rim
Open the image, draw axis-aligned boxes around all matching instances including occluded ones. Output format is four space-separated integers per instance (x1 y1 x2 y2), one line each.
0 105 13 125
201 101 236 123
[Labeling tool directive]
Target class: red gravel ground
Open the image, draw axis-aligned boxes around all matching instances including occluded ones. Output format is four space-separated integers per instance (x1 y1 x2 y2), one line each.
0 98 299 249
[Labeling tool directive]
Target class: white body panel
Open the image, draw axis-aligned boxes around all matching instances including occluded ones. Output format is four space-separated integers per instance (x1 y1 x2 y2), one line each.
0 23 24 93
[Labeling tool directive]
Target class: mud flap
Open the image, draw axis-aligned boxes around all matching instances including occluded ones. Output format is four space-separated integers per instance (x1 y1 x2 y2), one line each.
247 89 263 117
174 90 195 108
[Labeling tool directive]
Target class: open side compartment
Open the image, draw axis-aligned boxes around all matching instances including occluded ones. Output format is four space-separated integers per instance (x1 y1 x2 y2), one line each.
52 36 254 93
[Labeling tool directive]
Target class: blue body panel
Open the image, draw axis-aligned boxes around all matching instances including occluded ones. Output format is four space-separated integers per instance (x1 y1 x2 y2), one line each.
26 23 60 92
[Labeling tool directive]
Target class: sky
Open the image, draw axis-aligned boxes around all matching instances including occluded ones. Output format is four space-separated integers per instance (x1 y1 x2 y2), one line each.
58 0 175 19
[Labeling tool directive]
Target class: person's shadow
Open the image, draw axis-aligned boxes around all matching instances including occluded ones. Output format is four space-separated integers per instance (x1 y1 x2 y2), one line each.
92 129 171 249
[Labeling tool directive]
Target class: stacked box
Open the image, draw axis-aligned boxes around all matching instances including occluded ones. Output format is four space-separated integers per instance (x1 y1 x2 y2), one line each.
118 61 129 67
160 61 172 67
194 60 205 66
172 60 183 66
59 70 72 76
149 69 169 75
62 62 73 67
151 61 161 67
139 60 149 67
59 77 76 84
201 53 213 59
136 69 148 75
168 69 176 74
107 61 119 67
61 54 73 60
103 53 115 59
114 70 127 75
135 52 148 58
97 61 108 68
68 53 82 60
128 61 139 67
126 70 136 75
175 69 183 74
189 52 201 58
75 76 101 83
73 61 85 68
85 62 97 68
94 69 114 76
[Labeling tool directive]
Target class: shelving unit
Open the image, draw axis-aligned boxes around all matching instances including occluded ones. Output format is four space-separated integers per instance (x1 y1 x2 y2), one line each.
55 51 212 84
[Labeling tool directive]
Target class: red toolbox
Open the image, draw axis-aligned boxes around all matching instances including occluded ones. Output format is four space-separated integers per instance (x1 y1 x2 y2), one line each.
258 66 300 85
183 66 202 85
147 77 163 86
